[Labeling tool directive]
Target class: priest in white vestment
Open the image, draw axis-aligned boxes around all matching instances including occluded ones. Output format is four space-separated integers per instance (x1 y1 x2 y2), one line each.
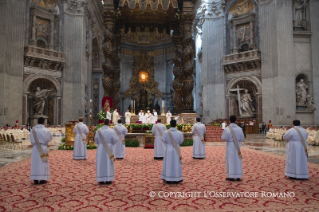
153 109 158 124
283 120 309 179
174 115 179 124
113 120 128 159
125 109 131 124
106 109 111 122
221 115 244 181
30 117 53 184
146 110 152 124
192 118 206 159
161 120 184 184
138 110 144 124
152 119 167 160
112 109 119 124
166 110 172 124
73 117 89 160
94 119 117 184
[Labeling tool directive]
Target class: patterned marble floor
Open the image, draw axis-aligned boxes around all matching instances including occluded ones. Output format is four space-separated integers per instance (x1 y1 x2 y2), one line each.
0 134 319 167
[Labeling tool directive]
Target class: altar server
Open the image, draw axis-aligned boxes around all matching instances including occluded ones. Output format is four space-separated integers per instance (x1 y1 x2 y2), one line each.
106 109 111 121
221 115 244 181
152 119 167 160
166 110 172 124
192 118 206 159
73 117 89 160
283 120 309 180
125 109 131 124
138 110 144 124
30 117 53 185
113 120 128 159
94 119 117 184
112 108 119 124
161 120 184 184
153 109 158 123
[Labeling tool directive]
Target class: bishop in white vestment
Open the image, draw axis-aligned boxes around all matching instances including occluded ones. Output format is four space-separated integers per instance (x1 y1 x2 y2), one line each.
166 110 172 124
152 119 167 159
125 109 131 124
161 120 184 183
221 115 244 181
94 119 117 184
73 117 89 160
283 120 309 179
113 120 128 159
30 117 53 184
112 109 119 124
192 118 206 159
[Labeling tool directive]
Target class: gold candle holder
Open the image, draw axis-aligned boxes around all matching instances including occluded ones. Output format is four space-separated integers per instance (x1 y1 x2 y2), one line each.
161 107 165 116
88 116 94 145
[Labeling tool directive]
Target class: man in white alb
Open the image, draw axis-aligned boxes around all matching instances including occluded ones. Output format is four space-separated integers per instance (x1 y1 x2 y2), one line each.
106 109 111 122
174 114 179 124
94 119 117 184
146 110 151 124
125 109 131 124
73 117 89 160
138 110 144 124
113 120 128 160
166 110 172 124
221 115 244 181
283 120 309 180
30 117 53 185
152 119 167 160
112 108 119 124
161 120 184 184
222 121 227 130
153 109 158 124
192 118 206 159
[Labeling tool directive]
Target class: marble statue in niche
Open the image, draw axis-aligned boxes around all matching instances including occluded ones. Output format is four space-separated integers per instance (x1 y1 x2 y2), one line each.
33 87 52 115
293 0 308 30
306 95 316 110
296 79 308 106
241 89 255 115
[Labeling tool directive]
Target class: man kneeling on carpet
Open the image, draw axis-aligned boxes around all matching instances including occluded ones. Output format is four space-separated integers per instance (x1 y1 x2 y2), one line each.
94 119 117 184
161 120 184 184
221 115 244 181
30 117 53 185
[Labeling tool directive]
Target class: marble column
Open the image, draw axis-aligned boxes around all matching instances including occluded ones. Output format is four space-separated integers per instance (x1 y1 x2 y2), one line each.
49 20 54 50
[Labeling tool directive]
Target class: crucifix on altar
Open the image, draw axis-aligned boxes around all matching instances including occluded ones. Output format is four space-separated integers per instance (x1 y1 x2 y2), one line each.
230 85 245 116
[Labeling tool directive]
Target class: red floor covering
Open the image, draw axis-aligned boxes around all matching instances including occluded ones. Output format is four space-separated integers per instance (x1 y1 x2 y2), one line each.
0 147 319 212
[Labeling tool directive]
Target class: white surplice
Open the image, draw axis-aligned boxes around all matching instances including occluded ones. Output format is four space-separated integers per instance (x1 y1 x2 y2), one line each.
283 126 309 179
125 112 131 124
152 123 167 158
73 122 89 160
112 111 118 124
166 112 172 124
113 124 128 158
192 122 206 158
153 112 158 122
161 128 184 181
174 116 179 124
106 111 111 120
221 123 244 178
30 125 53 180
138 112 144 122
94 126 117 182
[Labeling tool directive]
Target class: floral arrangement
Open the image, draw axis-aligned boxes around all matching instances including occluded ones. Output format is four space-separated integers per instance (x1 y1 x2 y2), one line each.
58 144 97 150
98 109 114 120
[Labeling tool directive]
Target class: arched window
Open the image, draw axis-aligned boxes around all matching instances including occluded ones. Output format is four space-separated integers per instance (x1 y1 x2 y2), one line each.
36 39 46 48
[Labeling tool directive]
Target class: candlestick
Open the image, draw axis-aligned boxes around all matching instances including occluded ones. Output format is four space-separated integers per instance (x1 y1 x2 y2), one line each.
90 99 92 103
162 100 165 108
133 100 135 108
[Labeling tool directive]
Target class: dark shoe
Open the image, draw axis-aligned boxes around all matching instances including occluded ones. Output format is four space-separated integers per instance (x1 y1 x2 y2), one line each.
116 158 123 160
105 181 112 184
39 180 47 184
154 157 164 160
99 182 105 185
33 180 39 185
193 157 205 159
226 178 235 181
236 178 241 181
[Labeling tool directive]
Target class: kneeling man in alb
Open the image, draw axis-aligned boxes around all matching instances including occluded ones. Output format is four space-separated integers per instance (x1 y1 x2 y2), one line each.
30 117 53 184
161 120 184 184
192 117 206 159
152 119 167 160
113 120 128 160
94 119 117 184
73 117 89 160
283 120 309 180
221 115 244 181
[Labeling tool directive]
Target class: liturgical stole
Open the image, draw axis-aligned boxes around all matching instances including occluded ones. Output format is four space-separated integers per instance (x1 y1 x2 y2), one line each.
97 130 115 162
32 129 48 162
193 124 205 143
294 127 308 157
113 126 125 144
167 130 182 161
76 124 86 144
228 126 242 159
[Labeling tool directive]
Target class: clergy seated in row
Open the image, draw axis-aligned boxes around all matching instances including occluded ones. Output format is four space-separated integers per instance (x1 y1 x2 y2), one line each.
161 120 184 184
221 115 245 181
283 120 309 180
274 127 289 141
152 119 167 160
30 117 52 185
94 119 117 184
266 127 275 139
73 117 89 160
113 120 128 160
307 127 319 145
192 118 206 159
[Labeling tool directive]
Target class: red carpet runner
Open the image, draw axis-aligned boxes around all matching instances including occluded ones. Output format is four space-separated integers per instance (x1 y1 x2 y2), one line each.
0 147 319 211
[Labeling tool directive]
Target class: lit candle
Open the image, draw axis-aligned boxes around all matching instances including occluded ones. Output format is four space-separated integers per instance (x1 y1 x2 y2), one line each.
162 100 165 108
133 100 135 108
90 114 92 117
90 109 92 112
90 99 92 103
